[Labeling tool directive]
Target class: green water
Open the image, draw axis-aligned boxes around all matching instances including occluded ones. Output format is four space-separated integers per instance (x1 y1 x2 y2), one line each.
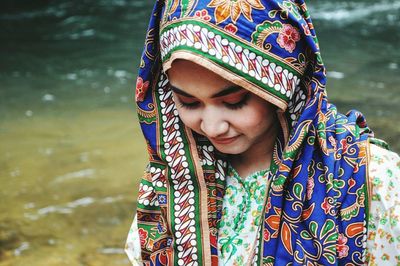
0 1 153 265
0 0 399 265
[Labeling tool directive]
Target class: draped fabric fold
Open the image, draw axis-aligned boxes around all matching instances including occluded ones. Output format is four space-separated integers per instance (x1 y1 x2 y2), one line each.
134 0 373 265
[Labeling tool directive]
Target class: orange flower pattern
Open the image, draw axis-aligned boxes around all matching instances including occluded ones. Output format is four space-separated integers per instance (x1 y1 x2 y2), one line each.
113 143 400 265
208 0 265 24
131 0 397 265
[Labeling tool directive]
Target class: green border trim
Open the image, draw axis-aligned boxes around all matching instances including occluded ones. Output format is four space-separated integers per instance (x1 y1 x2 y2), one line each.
161 19 302 103
369 137 390 150
154 83 205 265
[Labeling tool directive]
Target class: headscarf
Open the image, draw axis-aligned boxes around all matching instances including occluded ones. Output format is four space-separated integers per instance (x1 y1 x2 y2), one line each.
134 0 372 265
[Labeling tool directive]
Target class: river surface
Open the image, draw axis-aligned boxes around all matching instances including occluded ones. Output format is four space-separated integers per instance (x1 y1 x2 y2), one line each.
0 0 399 265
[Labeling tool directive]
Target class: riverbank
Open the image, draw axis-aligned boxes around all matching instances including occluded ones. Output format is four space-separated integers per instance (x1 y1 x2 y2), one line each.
0 104 146 266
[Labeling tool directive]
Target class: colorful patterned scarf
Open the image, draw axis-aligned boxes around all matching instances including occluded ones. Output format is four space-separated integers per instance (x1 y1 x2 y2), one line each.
134 0 372 265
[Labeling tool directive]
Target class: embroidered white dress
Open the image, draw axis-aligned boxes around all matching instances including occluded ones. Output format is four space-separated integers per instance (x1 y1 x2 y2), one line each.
366 144 400 265
125 144 400 265
217 167 269 265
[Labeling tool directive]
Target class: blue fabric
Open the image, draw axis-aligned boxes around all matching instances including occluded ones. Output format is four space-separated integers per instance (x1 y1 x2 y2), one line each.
134 0 373 264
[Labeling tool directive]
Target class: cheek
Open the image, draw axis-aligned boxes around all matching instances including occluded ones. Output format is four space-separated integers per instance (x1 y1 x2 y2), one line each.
175 107 201 131
233 104 275 130
242 116 266 132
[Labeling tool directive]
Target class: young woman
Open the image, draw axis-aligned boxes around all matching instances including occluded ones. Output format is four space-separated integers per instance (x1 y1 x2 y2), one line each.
126 0 400 265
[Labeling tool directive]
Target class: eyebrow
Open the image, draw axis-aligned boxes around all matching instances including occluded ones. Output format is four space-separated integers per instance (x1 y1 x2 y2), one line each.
170 85 243 98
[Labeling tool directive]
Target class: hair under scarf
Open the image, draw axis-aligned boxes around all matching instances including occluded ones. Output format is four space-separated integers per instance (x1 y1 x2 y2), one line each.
134 0 373 265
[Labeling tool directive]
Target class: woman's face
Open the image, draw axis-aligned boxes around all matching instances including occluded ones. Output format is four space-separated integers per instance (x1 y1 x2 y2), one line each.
167 60 278 156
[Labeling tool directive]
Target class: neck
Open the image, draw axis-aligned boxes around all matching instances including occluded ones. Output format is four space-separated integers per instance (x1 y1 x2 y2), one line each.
230 124 278 178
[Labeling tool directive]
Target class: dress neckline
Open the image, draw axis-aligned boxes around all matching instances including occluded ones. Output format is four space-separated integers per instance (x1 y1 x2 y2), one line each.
228 164 270 182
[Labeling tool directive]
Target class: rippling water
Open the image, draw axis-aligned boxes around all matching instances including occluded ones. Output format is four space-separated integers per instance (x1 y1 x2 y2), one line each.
0 0 399 265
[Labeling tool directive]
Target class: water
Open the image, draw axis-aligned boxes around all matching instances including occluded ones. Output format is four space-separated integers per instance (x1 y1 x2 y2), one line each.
0 0 399 265
308 0 400 146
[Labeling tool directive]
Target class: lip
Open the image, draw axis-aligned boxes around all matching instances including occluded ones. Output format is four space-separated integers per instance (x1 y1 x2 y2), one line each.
210 135 240 145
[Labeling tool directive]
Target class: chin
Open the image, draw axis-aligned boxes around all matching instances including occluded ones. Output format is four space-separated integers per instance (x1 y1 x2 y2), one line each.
212 143 247 155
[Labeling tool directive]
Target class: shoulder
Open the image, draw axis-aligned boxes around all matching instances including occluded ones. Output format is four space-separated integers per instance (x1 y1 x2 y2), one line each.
366 143 400 264
369 142 399 164
369 143 400 182
368 143 400 207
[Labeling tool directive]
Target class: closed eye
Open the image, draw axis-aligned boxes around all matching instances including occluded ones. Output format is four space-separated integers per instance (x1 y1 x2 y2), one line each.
173 93 200 109
223 93 250 110
179 101 200 109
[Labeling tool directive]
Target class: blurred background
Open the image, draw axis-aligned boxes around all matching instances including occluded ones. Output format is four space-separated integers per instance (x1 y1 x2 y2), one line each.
0 0 399 265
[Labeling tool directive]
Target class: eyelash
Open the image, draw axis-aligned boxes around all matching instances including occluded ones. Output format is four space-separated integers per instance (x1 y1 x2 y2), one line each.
179 102 199 110
178 93 250 110
224 93 250 110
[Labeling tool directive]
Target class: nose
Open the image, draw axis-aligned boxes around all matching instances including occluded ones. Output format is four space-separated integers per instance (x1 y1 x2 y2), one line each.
200 107 229 138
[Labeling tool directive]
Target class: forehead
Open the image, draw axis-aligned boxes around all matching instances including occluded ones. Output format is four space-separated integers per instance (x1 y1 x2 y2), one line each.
167 60 236 97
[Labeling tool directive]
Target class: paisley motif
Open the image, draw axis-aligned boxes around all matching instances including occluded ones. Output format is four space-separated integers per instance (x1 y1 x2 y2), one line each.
131 0 375 265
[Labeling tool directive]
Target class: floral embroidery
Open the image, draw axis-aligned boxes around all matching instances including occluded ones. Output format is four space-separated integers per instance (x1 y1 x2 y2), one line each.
277 24 300 53
348 178 356 189
306 176 314 200
126 144 400 265
135 77 149 102
264 228 271 241
366 144 400 266
132 0 398 264
302 22 312 36
194 9 211 21
218 166 270 265
208 0 265 24
265 196 272 214
268 0 303 20
138 228 148 248
340 138 349 154
224 23 238 34
158 194 167 204
328 136 337 150
321 197 335 215
337 233 349 258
